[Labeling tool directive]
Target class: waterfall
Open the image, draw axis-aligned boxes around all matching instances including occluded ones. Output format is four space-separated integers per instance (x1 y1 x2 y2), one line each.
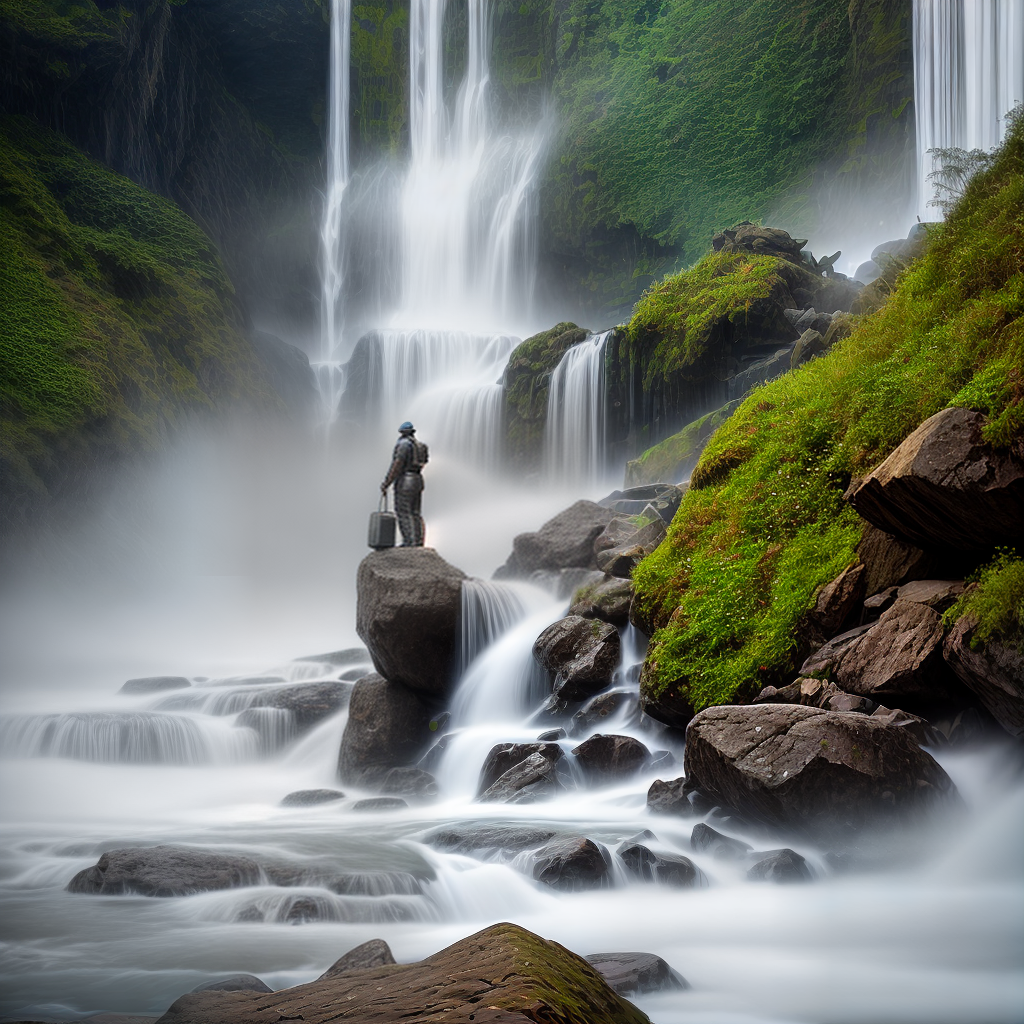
317 0 352 421
545 330 612 483
458 579 528 675
914 0 1024 216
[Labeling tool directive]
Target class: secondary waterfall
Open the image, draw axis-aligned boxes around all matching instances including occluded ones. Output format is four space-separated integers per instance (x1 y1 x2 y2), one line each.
914 0 1024 216
545 330 612 484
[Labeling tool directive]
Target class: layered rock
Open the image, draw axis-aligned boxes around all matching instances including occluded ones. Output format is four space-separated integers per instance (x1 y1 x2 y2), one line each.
943 617 1024 736
477 742 564 795
478 751 563 804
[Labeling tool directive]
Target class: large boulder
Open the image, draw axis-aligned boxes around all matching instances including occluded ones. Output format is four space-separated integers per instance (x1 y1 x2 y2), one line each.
638 663 697 730
478 751 563 804
569 575 634 625
943 617 1024 736
157 923 649 1024
250 682 351 731
572 734 651 781
356 548 467 696
584 952 688 995
804 563 866 641
570 689 638 735
533 615 621 702
746 848 811 883
618 843 700 887
477 742 564 795
846 408 1024 552
532 836 610 891
494 500 615 579
337 674 435 787
683 704 959 843
856 524 936 596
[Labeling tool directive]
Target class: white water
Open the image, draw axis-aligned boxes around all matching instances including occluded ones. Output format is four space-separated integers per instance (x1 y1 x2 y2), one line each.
913 0 1024 216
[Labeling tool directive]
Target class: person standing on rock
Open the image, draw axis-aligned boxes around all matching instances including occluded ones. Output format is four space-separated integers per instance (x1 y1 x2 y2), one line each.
381 421 429 546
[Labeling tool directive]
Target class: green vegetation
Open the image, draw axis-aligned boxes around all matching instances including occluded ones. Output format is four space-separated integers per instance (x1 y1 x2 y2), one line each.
0 116 275 511
633 107 1024 712
946 551 1024 653
352 2 409 152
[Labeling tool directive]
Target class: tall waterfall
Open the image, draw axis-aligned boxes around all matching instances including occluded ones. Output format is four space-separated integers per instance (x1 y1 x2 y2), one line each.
545 330 612 483
316 0 353 420
914 0 1024 216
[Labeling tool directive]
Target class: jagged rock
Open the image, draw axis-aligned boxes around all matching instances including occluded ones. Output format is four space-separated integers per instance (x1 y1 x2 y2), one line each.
790 328 825 368
806 563 867 639
120 676 190 694
618 843 700 887
896 579 965 610
352 797 407 812
747 848 812 883
280 789 345 807
846 408 1024 551
478 751 563 804
868 705 932 746
755 677 876 715
477 742 564 795
532 836 609 890
943 616 1024 736
572 734 651 781
712 222 807 264
318 939 396 981
249 681 351 731
533 615 620 702
584 952 689 995
690 822 751 860
192 975 272 993
597 543 647 578
571 690 637 736
569 575 633 625
538 728 566 741
356 548 467 696
599 484 685 522
67 846 264 897
494 500 615 579
337 674 434 787
156 922 648 1024
863 586 899 619
728 344 797 399
422 823 556 855
856 524 936 595
799 623 875 676
380 767 439 800
646 777 712 816
684 704 959 842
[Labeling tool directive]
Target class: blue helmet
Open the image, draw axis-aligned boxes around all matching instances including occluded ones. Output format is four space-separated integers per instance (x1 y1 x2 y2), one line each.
399 421 415 434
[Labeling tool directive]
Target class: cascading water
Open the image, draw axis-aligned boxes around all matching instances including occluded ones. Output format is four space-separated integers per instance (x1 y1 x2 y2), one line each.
545 330 612 484
914 0 1024 216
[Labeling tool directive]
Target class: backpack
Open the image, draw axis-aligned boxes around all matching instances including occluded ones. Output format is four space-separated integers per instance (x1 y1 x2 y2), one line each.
412 439 429 468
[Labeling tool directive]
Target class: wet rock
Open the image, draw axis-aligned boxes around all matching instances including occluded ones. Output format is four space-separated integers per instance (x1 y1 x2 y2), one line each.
856 524 936 596
532 836 609 891
356 548 467 696
646 776 711 816
755 677 876 715
593 515 643 555
690 822 752 860
339 666 371 680
250 681 351 731
337 674 434 788
67 846 264 897
806 563 867 639
318 939 396 981
380 767 439 800
280 789 345 807
191 975 272 993
943 616 1024 736
863 586 899 619
569 574 634 625
282 894 335 923
584 952 689 995
649 749 678 772
422 823 556 855
618 843 701 887
638 667 697 729
528 567 604 600
477 742 563 795
296 647 369 667
352 797 407 812
596 518 666 577
494 500 615 579
478 751 563 804
846 408 1024 552
537 728 566 741
598 483 685 523
156 922 648 1024
119 676 190 695
533 615 620 702
570 690 637 736
746 848 812 883
572 734 651 781
684 704 959 843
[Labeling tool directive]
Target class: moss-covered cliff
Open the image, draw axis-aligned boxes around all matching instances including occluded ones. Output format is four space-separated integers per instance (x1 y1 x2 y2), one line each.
0 116 283 524
632 106 1023 715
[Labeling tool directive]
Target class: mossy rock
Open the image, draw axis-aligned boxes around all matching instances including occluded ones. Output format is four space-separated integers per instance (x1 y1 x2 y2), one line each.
503 321 589 471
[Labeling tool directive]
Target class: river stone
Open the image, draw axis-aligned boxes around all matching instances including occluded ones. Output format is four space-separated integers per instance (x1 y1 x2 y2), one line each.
191 974 272 993
67 846 264 897
422 823 557 855
846 407 1024 551
572 734 651 781
250 681 351 731
746 848 812 883
156 922 648 1024
690 822 752 860
684 704 959 842
477 742 563 795
337 674 434 787
494 500 615 579
569 574 634 625
352 797 408 812
943 616 1024 736
478 751 563 804
571 689 637 736
532 836 609 891
119 676 190 694
618 843 700 887
280 789 345 807
585 952 689 995
380 766 439 800
318 939 396 981
533 615 620 702
646 776 711 816
356 548 467 696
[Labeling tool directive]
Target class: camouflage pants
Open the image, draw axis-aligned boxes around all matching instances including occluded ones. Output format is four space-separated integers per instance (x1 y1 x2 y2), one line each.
395 473 424 546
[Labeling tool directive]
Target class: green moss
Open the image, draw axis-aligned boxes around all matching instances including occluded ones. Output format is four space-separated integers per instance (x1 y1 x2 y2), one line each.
634 107 1024 711
351 3 409 152
945 551 1024 653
